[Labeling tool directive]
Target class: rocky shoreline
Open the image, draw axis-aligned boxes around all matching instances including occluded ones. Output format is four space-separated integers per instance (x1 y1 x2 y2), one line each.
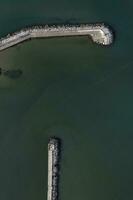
0 23 114 51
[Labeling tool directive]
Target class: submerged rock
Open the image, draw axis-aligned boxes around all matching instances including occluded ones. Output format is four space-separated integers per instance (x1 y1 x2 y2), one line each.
3 69 22 79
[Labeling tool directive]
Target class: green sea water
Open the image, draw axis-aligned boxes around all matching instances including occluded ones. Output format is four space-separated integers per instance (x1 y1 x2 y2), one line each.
0 0 133 200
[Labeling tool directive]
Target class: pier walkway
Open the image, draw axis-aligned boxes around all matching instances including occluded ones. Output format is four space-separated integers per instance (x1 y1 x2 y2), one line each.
47 138 60 200
0 24 113 51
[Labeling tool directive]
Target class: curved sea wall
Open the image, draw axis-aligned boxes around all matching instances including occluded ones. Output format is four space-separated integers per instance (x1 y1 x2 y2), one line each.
0 24 113 51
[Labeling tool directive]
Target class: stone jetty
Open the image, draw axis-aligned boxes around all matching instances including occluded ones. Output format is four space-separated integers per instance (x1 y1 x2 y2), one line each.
47 138 60 200
0 24 114 51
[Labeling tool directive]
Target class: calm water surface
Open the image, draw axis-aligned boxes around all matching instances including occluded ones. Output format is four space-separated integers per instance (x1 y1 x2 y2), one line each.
0 0 133 200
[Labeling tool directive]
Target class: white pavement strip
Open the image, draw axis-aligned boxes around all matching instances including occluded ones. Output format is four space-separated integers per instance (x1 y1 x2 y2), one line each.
47 139 59 200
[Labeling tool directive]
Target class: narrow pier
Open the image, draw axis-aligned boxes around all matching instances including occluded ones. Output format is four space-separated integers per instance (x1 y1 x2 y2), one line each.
47 138 60 200
0 24 114 51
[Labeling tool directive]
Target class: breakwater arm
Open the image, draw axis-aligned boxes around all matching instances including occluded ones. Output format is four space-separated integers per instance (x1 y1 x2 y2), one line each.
0 24 113 51
47 138 60 200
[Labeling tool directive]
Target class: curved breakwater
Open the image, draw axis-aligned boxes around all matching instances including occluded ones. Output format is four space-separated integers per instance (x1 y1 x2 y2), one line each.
0 24 114 51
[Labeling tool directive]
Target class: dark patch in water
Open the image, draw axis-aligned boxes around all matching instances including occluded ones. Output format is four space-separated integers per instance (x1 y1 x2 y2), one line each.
3 69 23 79
1 69 23 79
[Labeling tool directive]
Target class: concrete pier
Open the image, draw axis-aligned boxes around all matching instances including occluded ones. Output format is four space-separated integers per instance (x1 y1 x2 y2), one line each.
47 138 60 200
0 24 114 51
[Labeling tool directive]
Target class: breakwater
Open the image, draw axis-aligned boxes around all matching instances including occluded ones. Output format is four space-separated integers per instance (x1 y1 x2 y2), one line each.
47 138 60 200
0 24 114 51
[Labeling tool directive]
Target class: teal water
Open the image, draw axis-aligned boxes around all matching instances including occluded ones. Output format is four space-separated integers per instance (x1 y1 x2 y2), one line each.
0 0 133 200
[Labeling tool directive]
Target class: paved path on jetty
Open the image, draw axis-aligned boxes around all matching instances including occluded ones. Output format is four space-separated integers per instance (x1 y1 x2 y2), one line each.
0 24 113 51
47 145 53 200
47 138 60 200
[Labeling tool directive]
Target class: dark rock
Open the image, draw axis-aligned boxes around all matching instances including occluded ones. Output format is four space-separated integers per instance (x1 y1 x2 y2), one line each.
3 69 23 79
